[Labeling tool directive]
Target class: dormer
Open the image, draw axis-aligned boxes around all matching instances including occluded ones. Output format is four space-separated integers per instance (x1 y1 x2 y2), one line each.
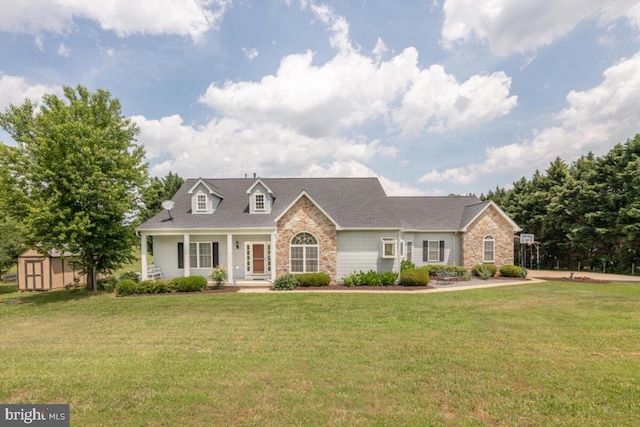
187 179 224 214
246 178 275 214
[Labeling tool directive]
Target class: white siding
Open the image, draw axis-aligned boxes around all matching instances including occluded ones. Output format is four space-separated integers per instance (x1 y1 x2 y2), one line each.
336 231 399 282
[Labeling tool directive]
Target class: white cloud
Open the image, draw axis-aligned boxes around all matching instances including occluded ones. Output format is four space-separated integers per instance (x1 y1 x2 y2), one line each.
393 66 517 138
34 35 44 51
424 52 640 185
242 47 259 60
0 0 231 41
57 43 70 57
372 37 387 62
441 0 640 55
0 73 61 111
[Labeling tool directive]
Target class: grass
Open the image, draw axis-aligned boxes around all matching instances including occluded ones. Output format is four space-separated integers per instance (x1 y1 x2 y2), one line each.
0 282 639 426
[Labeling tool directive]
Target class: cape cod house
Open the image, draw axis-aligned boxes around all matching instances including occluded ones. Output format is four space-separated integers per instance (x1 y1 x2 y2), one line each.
136 177 521 284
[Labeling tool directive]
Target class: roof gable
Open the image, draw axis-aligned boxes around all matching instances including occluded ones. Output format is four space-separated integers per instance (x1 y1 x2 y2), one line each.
460 201 521 232
187 178 224 198
273 190 340 229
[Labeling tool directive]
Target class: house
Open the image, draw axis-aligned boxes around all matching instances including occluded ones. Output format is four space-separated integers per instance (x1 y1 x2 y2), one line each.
17 249 87 291
136 177 521 284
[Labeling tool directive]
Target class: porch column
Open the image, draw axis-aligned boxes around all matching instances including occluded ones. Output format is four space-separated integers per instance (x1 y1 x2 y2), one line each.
226 233 234 283
270 231 276 281
140 233 148 280
183 234 190 277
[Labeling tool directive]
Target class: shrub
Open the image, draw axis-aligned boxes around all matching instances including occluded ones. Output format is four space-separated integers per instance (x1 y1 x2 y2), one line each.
399 269 430 286
400 260 416 272
294 272 331 287
272 274 299 291
170 276 208 292
472 264 497 277
500 264 528 278
115 279 137 296
341 270 399 286
119 271 140 283
428 265 467 277
99 276 117 292
209 266 228 287
378 271 399 286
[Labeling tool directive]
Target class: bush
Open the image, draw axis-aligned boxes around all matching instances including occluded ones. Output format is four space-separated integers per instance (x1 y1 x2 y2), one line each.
428 265 467 277
294 272 331 287
99 276 117 292
400 260 416 272
171 276 208 292
209 266 228 287
399 269 430 286
341 270 399 286
378 271 399 286
472 264 497 278
272 274 299 291
115 279 137 296
500 264 528 278
119 271 140 282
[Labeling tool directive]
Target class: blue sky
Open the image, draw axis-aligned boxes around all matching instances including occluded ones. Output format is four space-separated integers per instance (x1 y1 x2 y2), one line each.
1 0 639 196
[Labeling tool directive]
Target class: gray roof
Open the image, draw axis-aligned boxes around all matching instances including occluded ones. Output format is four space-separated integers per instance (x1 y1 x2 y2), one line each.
137 177 506 232
388 196 485 230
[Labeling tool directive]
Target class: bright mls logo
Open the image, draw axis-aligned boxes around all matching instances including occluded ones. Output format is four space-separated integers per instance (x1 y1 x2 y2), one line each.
1 404 69 426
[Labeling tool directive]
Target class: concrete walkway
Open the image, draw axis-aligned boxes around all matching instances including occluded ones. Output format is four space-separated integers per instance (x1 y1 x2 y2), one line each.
236 270 640 294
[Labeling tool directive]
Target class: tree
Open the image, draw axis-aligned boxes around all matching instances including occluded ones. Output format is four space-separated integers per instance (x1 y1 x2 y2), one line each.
0 85 148 290
0 216 25 275
139 171 185 224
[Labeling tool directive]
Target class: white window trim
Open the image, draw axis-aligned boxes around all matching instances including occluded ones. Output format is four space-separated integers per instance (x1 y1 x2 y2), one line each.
483 235 495 263
427 240 440 262
189 242 212 269
253 192 266 212
290 232 319 273
406 241 413 262
399 240 405 258
196 193 208 212
380 237 397 259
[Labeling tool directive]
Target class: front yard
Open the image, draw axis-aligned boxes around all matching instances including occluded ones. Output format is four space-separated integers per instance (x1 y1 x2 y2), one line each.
0 281 638 426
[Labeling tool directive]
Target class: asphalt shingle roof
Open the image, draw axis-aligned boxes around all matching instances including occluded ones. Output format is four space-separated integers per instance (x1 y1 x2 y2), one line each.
137 177 491 232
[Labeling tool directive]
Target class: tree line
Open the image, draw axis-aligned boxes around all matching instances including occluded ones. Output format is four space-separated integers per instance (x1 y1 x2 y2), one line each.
482 134 640 274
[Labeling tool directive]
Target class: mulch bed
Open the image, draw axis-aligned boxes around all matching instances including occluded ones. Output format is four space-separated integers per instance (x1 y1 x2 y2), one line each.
291 285 435 291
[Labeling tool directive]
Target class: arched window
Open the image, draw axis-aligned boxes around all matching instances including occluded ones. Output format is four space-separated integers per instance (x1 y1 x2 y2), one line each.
290 232 319 273
483 235 495 263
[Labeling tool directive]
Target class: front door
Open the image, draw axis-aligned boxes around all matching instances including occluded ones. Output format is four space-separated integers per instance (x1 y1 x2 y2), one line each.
252 244 265 274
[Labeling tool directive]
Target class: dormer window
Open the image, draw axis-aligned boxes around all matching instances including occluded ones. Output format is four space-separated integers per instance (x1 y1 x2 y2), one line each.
196 194 207 212
254 193 265 212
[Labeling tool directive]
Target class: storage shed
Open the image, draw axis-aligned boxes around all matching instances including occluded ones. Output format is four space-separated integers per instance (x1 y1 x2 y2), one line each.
17 249 87 291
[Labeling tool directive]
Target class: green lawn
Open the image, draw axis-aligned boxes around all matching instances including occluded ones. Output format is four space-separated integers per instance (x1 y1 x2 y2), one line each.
1 282 639 426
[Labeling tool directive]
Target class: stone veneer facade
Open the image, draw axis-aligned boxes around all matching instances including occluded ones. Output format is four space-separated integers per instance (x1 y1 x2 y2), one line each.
462 206 515 268
275 196 338 284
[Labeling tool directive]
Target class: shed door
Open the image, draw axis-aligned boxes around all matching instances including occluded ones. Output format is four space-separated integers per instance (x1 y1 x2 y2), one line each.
25 260 45 290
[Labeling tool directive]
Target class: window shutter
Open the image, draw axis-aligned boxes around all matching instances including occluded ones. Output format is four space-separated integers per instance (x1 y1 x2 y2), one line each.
178 243 184 269
439 240 445 262
212 242 219 267
422 241 428 262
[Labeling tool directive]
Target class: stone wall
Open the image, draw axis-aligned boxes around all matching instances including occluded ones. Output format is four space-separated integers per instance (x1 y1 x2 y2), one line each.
276 196 338 284
462 206 515 268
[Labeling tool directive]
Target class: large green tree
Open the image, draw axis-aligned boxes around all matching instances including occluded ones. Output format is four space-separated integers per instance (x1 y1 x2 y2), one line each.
0 85 148 290
0 216 25 275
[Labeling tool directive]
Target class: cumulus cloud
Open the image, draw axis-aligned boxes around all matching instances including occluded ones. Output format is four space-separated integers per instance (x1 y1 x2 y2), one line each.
421 52 640 185
242 47 258 60
393 66 517 138
0 0 231 41
0 73 61 111
441 0 640 55
57 43 70 57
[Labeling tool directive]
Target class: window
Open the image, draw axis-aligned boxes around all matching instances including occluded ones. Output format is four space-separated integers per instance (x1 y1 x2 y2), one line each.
380 237 397 259
254 193 265 212
423 240 445 262
290 232 319 273
196 194 207 212
406 242 413 261
399 240 405 257
483 235 495 263
184 242 219 269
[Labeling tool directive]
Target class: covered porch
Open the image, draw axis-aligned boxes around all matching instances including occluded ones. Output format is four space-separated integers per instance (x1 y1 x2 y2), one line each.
139 228 277 283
